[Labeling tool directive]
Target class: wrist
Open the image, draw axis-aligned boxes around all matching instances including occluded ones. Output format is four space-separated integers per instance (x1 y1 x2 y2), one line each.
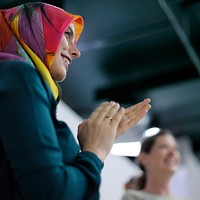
81 148 106 162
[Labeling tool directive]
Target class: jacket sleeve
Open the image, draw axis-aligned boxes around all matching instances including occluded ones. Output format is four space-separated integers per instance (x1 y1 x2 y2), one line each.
0 61 103 200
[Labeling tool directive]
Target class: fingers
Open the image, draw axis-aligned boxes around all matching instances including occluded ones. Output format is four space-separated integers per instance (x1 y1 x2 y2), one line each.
126 98 151 126
104 102 123 124
88 102 109 120
115 98 151 138
100 101 120 122
142 98 151 104
110 107 125 126
78 120 87 133
126 98 151 116
88 101 121 123
87 98 151 127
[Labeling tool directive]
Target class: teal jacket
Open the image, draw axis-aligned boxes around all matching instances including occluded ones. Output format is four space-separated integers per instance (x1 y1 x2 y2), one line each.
0 60 103 200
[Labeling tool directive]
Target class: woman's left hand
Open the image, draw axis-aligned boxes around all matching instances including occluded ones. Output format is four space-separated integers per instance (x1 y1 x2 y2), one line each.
116 98 151 138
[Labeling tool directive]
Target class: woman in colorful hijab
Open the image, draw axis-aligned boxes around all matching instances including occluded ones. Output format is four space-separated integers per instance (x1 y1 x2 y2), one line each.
0 2 151 200
0 2 83 100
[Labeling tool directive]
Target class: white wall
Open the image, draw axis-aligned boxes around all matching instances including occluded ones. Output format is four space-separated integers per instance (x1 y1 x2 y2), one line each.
100 154 141 200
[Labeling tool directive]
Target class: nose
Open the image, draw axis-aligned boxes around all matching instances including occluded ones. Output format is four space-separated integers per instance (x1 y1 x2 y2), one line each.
69 43 81 59
168 146 179 157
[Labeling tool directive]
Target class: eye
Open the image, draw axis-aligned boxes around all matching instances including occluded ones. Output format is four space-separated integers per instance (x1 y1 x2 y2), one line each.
64 30 72 39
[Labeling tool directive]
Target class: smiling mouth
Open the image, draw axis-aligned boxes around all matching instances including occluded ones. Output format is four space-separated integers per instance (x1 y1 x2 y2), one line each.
61 54 71 65
63 57 70 65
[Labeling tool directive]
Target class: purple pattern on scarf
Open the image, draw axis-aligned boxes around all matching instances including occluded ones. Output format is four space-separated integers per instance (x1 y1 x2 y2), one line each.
18 5 46 64
0 53 25 61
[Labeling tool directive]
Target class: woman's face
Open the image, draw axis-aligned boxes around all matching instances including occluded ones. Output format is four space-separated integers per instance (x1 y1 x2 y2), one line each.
50 23 80 82
142 134 181 176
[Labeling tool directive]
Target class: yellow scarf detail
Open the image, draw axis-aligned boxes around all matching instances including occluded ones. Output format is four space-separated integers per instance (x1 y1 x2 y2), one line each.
12 13 59 100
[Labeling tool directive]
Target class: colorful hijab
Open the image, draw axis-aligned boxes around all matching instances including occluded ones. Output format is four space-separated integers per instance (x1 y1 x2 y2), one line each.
0 2 84 100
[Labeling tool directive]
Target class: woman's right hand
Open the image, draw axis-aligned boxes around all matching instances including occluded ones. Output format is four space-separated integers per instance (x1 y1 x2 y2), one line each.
77 101 125 162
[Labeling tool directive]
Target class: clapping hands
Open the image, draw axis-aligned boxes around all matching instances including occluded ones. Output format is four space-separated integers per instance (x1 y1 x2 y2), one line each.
77 98 151 161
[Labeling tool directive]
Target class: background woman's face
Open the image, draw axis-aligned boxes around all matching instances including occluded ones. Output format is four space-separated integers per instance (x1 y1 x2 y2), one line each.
50 23 80 82
144 134 181 176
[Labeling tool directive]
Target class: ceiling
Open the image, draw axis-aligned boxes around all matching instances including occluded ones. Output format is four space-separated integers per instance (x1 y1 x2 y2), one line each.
61 0 200 157
1 0 200 157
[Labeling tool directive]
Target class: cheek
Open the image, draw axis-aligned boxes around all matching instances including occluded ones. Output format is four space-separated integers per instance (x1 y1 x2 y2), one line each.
176 152 181 163
49 54 60 75
50 56 58 72
49 63 56 78
59 35 68 49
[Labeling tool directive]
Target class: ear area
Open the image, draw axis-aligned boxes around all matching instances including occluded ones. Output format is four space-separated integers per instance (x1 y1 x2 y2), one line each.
138 152 148 166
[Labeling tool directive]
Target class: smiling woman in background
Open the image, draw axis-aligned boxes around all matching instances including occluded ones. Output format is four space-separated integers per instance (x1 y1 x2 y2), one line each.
0 2 151 200
121 129 190 200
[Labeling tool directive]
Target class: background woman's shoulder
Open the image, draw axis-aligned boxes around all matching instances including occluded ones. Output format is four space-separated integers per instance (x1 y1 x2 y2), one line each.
121 190 148 200
121 190 191 200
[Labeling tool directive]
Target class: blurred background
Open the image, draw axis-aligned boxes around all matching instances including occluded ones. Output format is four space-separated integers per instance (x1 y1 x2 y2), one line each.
1 0 200 199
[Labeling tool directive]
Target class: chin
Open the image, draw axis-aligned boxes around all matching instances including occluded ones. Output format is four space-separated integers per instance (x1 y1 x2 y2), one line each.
50 66 67 82
57 77 66 82
168 166 179 174
55 72 67 82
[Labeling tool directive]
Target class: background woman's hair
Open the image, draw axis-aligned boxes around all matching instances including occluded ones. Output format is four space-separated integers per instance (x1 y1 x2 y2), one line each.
137 129 174 190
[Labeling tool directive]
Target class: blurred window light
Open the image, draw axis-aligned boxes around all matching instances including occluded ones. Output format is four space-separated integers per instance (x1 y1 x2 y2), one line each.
111 127 161 157
111 141 141 157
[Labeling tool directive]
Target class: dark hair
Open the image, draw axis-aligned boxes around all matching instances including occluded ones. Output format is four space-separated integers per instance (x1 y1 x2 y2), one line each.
137 129 174 190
